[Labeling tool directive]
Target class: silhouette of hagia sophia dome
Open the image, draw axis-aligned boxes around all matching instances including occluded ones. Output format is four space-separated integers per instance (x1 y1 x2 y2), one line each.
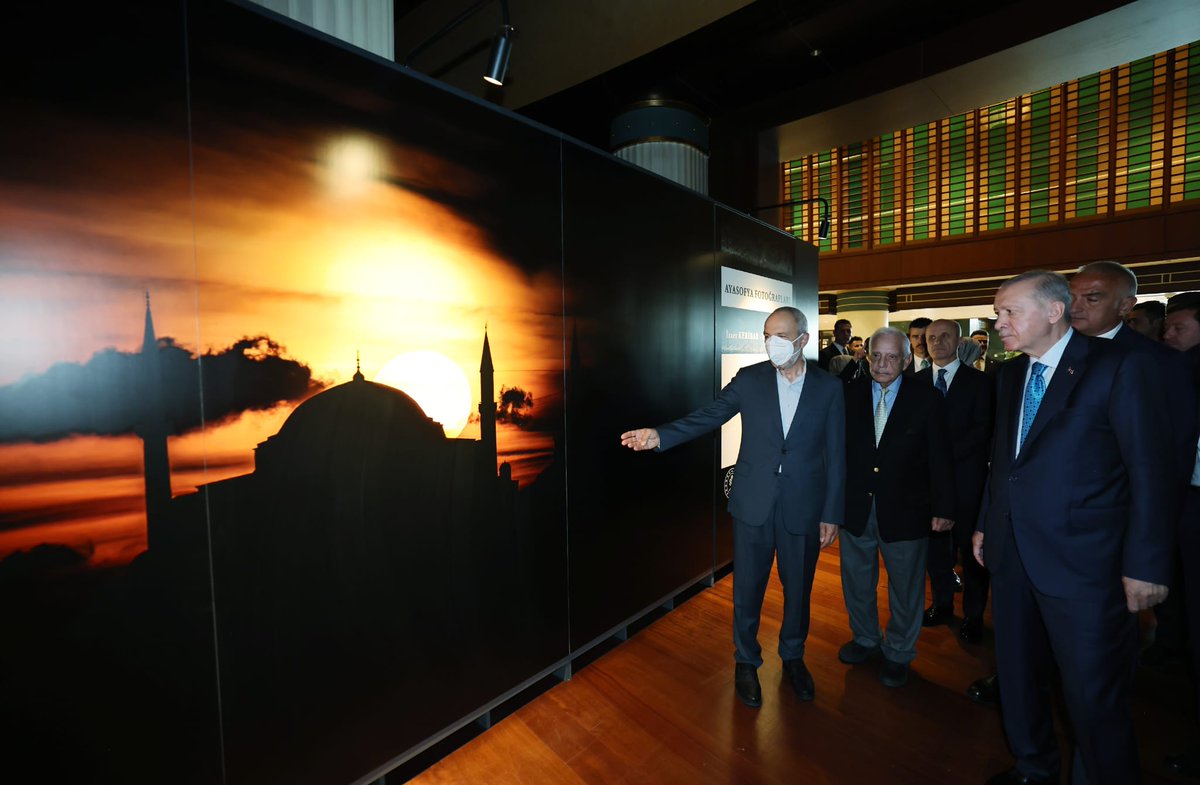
255 369 445 471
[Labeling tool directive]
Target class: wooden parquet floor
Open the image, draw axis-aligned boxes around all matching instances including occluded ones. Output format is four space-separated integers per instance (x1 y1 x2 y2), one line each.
408 542 1197 784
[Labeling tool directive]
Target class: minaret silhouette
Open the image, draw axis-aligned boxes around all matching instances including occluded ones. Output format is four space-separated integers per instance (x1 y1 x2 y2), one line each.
136 293 172 550
479 329 497 475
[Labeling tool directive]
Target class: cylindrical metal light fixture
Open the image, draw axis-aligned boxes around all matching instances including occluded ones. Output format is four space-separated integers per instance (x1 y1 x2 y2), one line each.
483 25 513 86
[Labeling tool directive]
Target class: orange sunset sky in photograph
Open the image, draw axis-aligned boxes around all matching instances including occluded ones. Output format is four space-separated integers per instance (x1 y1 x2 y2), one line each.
0 118 564 567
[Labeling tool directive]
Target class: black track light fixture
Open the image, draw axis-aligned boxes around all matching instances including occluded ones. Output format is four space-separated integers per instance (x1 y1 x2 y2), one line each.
751 196 832 241
403 0 513 87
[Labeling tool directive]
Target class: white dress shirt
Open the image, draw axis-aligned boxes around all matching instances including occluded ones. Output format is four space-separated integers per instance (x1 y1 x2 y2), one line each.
930 357 962 391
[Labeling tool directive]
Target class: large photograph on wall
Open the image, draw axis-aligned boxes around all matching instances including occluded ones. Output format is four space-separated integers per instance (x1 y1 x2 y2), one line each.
0 1 568 783
187 4 567 783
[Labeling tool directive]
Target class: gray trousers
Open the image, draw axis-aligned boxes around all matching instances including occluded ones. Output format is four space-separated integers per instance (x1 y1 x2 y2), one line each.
839 504 927 664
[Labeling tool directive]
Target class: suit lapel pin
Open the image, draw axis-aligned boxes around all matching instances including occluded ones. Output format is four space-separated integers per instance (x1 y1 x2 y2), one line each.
1067 366 1074 375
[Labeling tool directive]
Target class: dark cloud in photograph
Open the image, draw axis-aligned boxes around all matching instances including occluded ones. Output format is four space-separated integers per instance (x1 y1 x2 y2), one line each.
0 335 323 444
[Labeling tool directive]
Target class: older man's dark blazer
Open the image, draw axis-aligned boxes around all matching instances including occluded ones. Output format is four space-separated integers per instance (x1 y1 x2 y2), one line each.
978 332 1174 597
843 377 956 542
913 364 994 534
656 360 846 534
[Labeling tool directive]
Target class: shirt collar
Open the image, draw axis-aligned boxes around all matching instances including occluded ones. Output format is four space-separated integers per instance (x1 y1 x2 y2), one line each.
1097 322 1123 340
872 372 903 396
931 358 961 374
1029 327 1074 369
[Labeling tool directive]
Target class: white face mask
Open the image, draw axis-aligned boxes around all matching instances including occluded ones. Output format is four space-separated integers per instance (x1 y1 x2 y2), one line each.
766 334 802 368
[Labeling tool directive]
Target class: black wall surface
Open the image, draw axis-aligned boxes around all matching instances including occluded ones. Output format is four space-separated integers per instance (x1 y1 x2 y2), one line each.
0 2 816 784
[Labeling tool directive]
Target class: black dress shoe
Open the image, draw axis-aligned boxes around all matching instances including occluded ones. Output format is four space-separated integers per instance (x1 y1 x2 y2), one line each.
967 673 1000 708
922 604 954 627
984 767 1056 784
959 616 983 643
734 663 762 708
782 658 815 701
879 658 909 688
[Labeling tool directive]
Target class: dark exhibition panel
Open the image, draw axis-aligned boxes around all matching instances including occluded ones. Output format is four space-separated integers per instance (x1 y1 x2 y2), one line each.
562 146 718 652
0 2 811 784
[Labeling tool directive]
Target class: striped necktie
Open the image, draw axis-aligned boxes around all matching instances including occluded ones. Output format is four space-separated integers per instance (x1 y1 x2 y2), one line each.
935 368 948 396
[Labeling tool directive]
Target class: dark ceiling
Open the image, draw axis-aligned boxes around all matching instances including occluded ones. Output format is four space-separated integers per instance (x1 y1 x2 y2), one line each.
518 0 1133 150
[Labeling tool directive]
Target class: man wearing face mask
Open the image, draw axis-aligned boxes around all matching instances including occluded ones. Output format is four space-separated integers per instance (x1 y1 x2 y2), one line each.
620 307 846 709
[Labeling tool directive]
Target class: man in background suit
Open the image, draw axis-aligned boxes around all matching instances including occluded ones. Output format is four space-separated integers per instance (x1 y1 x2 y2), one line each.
1126 300 1165 341
971 328 1001 374
905 316 933 374
975 270 1173 785
620 307 845 708
838 327 955 688
916 319 994 643
819 318 852 370
1069 262 1198 665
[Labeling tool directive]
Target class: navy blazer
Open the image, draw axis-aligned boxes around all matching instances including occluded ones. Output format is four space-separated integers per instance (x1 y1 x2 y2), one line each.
978 332 1174 598
843 376 956 542
913 364 994 526
656 361 846 534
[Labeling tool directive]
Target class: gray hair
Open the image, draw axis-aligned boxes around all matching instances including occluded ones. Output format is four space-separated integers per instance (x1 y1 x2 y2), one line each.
998 270 1072 310
769 306 808 335
870 326 912 359
1077 260 1138 298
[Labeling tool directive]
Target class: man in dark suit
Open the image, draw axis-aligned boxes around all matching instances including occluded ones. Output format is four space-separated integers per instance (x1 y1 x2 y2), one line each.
904 316 933 375
915 319 994 643
1070 262 1198 665
620 306 845 708
971 328 1002 374
974 270 1174 785
818 318 852 370
838 326 955 688
1125 300 1165 341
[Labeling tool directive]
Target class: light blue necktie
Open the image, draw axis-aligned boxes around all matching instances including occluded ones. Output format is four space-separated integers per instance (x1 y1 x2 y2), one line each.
935 368 948 397
1018 361 1047 450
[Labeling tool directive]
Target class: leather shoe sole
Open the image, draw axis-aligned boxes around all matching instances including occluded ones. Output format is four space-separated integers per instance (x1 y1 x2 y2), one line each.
734 664 762 708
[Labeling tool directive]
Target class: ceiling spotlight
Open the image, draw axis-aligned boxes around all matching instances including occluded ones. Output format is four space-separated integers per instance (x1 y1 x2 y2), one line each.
484 24 513 86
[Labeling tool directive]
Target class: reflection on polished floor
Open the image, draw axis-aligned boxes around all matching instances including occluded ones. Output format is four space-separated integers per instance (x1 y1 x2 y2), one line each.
408 542 1194 784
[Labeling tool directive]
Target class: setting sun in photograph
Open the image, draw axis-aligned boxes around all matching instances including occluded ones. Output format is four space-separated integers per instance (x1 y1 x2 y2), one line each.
375 350 473 437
